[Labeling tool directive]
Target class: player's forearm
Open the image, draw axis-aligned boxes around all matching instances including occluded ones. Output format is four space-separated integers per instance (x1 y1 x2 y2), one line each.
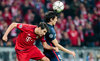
57 44 73 55
43 42 55 50
3 23 17 36
45 45 55 50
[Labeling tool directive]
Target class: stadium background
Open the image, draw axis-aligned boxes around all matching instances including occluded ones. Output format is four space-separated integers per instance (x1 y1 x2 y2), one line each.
0 0 100 61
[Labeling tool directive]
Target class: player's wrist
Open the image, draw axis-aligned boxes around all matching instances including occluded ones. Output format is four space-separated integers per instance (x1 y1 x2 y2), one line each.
52 47 55 50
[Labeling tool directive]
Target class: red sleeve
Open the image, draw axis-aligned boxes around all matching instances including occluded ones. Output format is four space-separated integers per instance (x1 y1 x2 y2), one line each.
40 36 46 42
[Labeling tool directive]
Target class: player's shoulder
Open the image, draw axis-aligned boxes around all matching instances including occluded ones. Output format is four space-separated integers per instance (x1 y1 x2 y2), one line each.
26 24 37 28
31 25 37 28
21 24 37 30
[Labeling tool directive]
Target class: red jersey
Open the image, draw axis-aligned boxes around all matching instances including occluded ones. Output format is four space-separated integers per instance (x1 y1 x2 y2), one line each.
15 24 45 50
67 29 79 46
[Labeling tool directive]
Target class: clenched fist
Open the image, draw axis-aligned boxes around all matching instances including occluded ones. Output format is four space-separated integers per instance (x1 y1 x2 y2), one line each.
2 35 8 42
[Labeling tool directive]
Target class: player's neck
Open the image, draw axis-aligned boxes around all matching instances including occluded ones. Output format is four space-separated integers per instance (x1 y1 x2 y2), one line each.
48 22 53 26
34 28 39 35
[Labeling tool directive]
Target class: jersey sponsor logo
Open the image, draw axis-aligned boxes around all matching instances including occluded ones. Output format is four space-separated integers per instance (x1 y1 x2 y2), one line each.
19 24 22 28
26 36 32 42
49 34 53 38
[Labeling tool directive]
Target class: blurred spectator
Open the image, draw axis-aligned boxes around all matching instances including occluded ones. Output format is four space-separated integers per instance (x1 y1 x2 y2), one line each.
86 52 94 61
81 0 95 12
29 0 35 7
67 24 81 46
11 1 19 17
35 0 44 11
24 9 35 24
66 16 74 30
56 13 67 31
59 12 67 31
79 3 88 19
0 10 4 22
96 0 100 9
47 0 55 10
70 0 80 16
80 14 87 27
73 16 81 28
0 1 7 12
21 0 32 15
63 4 75 18
78 25 85 46
3 7 12 25
79 52 84 61
60 32 71 47
39 8 45 21
83 22 95 47
93 17 100 46
87 13 93 23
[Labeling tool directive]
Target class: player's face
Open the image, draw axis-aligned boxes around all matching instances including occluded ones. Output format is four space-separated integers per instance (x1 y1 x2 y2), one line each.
39 28 47 37
52 16 57 25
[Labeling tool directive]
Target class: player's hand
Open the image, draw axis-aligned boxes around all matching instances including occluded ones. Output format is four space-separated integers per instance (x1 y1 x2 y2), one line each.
71 51 76 57
54 47 59 52
2 35 8 42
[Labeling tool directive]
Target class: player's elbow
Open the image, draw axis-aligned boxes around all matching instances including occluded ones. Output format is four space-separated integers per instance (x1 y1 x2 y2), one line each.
11 23 17 27
43 44 46 48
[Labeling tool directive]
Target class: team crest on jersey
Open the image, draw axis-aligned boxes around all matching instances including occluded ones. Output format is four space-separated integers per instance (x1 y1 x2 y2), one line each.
55 34 56 37
49 34 53 38
19 24 22 28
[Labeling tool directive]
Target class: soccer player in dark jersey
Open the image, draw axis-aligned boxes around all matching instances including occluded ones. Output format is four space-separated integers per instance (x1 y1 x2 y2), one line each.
2 22 58 61
44 11 76 61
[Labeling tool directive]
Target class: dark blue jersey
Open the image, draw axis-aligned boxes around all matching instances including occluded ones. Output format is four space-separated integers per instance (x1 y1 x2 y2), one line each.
44 24 63 61
44 24 56 53
45 24 56 46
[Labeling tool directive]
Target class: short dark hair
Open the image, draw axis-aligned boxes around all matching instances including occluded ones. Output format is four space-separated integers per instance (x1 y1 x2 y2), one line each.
44 11 58 23
38 22 49 32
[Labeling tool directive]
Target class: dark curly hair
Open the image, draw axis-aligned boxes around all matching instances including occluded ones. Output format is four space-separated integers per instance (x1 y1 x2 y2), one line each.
38 22 50 32
44 11 58 23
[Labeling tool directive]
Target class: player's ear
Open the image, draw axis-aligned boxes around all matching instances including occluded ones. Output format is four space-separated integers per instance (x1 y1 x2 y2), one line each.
50 18 53 22
38 27 41 30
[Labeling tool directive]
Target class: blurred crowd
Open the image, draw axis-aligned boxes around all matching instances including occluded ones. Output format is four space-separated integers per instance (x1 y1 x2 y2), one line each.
0 0 100 47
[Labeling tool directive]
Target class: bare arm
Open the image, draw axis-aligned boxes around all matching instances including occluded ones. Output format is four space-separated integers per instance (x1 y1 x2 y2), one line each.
52 39 75 57
2 23 18 41
42 42 58 52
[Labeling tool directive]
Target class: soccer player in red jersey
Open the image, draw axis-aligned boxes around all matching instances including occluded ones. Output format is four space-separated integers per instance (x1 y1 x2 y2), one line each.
2 22 58 61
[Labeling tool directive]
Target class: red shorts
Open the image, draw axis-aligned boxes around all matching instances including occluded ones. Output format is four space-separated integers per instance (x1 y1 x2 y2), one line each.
15 46 45 61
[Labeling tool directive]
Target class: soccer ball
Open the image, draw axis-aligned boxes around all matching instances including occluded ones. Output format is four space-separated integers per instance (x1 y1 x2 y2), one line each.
53 1 64 13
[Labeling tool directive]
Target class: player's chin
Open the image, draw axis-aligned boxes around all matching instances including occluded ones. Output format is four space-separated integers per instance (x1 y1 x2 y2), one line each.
54 22 56 25
39 35 43 37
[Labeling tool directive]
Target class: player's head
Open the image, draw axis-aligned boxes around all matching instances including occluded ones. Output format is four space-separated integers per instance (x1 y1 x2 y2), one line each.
44 11 58 25
37 22 49 37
